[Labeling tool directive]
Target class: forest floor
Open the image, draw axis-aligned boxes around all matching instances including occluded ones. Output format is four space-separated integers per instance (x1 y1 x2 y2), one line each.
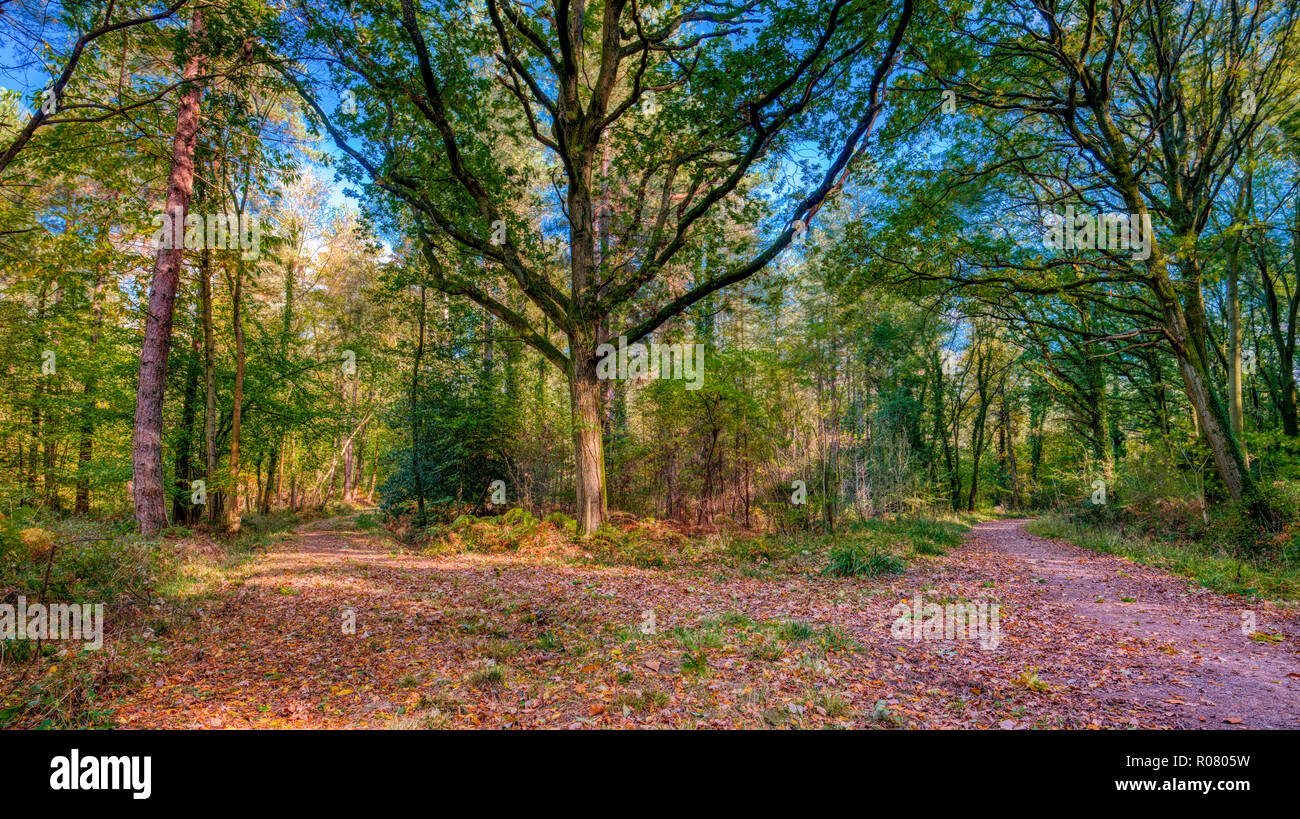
101 516 1300 729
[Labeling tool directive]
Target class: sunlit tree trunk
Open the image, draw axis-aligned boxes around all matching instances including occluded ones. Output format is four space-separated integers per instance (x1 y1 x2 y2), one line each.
569 339 607 535
131 7 205 534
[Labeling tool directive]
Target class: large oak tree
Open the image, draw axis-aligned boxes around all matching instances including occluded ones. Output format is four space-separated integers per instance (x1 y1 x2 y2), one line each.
286 0 915 532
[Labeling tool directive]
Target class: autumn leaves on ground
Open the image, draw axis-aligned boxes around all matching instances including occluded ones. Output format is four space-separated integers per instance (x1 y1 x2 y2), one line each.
10 510 1295 730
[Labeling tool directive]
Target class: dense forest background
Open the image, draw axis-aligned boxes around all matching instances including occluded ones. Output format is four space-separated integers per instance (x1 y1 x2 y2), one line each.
6 0 1300 735
1 0 1298 549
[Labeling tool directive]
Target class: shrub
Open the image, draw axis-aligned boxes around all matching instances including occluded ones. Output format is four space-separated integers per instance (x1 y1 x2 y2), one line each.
680 650 709 675
500 507 537 527
776 620 816 642
822 541 906 578
468 663 507 690
543 511 577 534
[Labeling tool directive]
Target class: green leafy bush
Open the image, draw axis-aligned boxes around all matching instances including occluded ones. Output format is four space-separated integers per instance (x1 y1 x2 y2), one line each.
822 541 906 578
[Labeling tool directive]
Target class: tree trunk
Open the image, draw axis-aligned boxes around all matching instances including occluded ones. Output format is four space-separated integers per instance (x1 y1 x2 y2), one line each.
1258 196 1300 436
966 346 991 512
254 450 264 514
131 7 205 535
171 337 200 524
289 435 299 512
223 258 245 534
569 342 607 535
1086 353 1115 486
1166 281 1258 510
1093 107 1266 521
276 433 285 506
410 286 427 526
201 247 218 526
1227 218 1245 439
997 378 1022 509
41 432 60 511
259 444 279 514
355 376 371 501
342 371 358 500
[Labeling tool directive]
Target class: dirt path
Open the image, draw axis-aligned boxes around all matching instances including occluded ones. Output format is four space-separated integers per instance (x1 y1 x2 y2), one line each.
964 519 1300 729
101 515 1300 729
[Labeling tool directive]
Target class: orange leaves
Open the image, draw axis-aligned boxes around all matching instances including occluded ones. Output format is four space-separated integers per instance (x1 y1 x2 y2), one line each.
77 513 1300 731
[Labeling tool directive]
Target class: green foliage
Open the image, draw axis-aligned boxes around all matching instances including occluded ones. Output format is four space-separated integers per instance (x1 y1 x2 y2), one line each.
380 355 519 521
3 2 1300 736
0 510 155 608
543 512 577 535
822 542 907 578
776 621 817 642
680 650 709 676
1027 512 1300 600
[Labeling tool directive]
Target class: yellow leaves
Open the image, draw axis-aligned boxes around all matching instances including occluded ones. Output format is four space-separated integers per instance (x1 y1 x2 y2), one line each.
1248 631 1283 643
19 527 55 560
19 527 53 547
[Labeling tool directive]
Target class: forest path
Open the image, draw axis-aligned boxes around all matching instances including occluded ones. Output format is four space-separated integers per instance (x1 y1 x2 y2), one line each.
964 519 1300 729
101 514 1300 729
